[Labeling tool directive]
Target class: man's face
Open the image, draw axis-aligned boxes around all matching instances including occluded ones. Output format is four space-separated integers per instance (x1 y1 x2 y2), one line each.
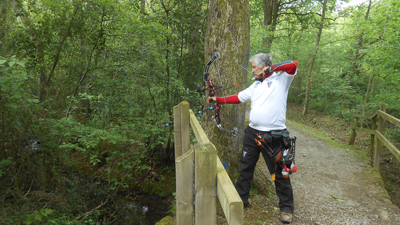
251 61 265 76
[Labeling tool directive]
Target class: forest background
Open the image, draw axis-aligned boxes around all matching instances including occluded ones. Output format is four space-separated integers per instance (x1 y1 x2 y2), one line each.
0 0 399 224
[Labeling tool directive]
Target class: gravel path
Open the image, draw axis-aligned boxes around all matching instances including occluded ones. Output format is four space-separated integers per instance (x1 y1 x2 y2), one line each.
259 121 400 224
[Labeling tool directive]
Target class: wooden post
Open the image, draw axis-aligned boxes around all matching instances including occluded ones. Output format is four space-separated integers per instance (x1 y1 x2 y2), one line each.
349 117 359 145
176 149 194 225
195 143 217 225
369 117 377 164
181 102 190 155
374 104 386 169
174 101 192 225
174 101 191 159
174 103 182 158
175 101 244 224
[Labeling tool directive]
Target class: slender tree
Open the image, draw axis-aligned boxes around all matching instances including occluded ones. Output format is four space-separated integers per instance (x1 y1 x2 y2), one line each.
261 0 318 52
141 0 146 14
349 0 372 78
302 0 328 115
262 0 280 51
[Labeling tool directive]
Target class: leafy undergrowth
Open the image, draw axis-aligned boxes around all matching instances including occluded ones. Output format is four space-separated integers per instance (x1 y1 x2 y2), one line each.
286 102 400 209
0 149 175 224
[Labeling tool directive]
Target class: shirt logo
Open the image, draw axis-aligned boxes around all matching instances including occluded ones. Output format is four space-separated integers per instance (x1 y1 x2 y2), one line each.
243 151 247 158
267 81 273 88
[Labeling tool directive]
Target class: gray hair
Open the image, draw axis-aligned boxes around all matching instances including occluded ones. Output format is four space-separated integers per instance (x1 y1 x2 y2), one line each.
250 53 273 68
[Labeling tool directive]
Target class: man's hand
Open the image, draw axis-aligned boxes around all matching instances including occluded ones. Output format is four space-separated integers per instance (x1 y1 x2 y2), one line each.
207 96 217 103
263 66 272 75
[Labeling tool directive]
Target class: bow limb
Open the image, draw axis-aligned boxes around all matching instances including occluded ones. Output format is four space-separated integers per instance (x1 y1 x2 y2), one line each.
212 107 238 136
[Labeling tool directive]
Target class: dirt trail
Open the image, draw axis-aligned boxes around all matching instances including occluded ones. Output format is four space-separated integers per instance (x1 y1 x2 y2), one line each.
258 121 400 224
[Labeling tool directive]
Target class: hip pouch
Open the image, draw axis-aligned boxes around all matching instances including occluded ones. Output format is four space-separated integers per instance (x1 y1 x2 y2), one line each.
269 130 296 167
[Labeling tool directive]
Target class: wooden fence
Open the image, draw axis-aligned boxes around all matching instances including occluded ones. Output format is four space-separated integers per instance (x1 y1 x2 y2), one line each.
174 101 243 225
349 104 400 169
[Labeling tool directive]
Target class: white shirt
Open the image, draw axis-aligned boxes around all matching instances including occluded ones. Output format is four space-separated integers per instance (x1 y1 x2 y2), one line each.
238 71 296 131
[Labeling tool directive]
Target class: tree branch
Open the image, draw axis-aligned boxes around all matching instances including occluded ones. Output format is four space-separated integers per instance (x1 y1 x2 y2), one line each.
72 14 105 98
74 199 108 222
279 12 315 16
45 4 79 88
66 13 105 117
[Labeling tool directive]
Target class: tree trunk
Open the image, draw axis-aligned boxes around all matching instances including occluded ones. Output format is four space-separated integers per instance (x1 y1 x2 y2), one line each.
302 0 327 115
141 0 146 14
203 0 250 169
262 0 280 52
11 0 25 22
0 1 12 48
361 66 375 128
44 5 78 100
354 0 374 126
349 0 372 78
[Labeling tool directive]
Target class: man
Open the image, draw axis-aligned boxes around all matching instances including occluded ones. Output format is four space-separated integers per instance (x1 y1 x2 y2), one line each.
208 53 298 223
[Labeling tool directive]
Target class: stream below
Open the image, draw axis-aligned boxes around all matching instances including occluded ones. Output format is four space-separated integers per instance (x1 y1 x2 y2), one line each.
113 192 171 224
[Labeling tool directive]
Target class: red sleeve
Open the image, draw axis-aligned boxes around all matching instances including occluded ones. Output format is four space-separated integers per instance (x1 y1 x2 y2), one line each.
216 94 241 104
272 60 298 75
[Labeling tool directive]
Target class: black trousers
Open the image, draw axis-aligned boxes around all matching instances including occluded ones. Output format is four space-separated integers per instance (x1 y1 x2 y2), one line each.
235 126 294 213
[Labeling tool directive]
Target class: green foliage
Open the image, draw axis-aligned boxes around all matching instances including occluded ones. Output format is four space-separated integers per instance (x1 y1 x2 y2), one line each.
261 0 400 121
0 55 38 107
23 208 103 225
1 0 399 223
0 157 14 177
24 209 54 225
1 0 203 223
48 117 123 152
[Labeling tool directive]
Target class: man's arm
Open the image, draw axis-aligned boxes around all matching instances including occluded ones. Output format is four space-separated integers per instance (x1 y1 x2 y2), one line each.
272 60 298 75
208 77 257 105
208 94 241 104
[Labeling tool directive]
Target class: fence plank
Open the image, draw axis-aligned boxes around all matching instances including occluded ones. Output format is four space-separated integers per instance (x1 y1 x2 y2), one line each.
176 149 194 225
374 104 386 169
351 104 400 169
189 109 210 144
195 143 217 225
216 157 243 225
354 127 375 135
377 110 400 128
354 113 378 119
375 131 400 162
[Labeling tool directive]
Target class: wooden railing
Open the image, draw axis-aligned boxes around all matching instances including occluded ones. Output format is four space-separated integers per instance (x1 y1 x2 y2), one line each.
349 104 400 169
173 101 243 225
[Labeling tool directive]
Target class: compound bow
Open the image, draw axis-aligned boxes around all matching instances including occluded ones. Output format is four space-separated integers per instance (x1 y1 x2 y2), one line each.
196 52 238 136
